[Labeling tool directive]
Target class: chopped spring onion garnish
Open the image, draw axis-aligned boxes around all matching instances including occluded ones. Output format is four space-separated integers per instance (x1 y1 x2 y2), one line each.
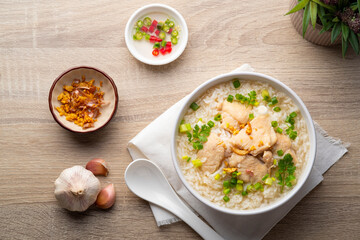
237 172 242 176
233 79 241 88
214 173 220 180
262 174 269 181
223 196 230 202
273 159 277 165
269 96 278 106
235 91 258 106
246 184 254 192
273 107 281 112
230 178 237 188
223 180 230 188
207 120 215 128
262 90 271 102
242 190 248 196
285 116 295 125
290 112 297 118
254 182 264 191
276 127 283 133
249 113 254 120
237 179 243 184
182 155 191 162
192 159 202 168
190 102 200 111
264 178 273 185
285 112 298 140
289 131 297 140
271 121 278 128
223 188 231 195
214 114 222 121
236 184 243 191
277 149 284 156
227 95 234 103
179 123 191 133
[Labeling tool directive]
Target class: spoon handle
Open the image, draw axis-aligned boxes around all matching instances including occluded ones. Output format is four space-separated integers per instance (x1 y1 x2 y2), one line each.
165 196 223 240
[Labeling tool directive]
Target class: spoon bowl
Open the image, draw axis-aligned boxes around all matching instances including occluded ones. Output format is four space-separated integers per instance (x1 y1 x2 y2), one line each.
124 159 223 240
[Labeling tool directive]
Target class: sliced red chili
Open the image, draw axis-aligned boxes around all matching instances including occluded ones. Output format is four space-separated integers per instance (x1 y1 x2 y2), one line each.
152 49 159 56
149 25 155 33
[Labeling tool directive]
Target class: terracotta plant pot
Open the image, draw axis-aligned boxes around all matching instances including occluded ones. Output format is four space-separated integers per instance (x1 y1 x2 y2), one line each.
289 0 341 46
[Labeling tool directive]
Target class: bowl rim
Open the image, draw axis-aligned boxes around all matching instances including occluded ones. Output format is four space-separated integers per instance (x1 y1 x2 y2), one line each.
124 3 188 65
171 71 316 215
48 66 119 133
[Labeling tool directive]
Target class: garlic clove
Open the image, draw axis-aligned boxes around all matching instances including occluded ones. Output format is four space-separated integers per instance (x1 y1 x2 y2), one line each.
96 183 116 209
54 166 101 212
86 158 109 176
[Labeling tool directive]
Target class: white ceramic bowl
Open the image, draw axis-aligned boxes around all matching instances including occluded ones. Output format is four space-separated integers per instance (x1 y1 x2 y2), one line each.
125 4 188 65
171 72 316 215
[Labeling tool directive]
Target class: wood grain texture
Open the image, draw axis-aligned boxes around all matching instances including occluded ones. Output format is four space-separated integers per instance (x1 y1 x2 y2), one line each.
0 0 359 239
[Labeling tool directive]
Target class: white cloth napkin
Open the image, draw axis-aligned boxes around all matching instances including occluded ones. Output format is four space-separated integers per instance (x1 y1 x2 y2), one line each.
127 64 348 239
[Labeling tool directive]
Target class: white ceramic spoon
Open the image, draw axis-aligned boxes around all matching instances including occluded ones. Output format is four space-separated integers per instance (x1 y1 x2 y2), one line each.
124 159 223 240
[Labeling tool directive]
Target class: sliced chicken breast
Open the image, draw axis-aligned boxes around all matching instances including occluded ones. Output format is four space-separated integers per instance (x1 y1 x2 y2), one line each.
198 133 225 173
228 153 268 183
230 115 277 156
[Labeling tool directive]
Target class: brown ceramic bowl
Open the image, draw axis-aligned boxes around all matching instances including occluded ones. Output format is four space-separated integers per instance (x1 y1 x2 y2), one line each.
49 66 118 133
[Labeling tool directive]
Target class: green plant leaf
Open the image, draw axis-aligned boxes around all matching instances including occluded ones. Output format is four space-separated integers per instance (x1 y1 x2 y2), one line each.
303 2 311 37
339 0 349 9
349 30 360 55
341 22 350 42
311 0 336 12
318 6 326 26
320 21 334 34
286 0 310 15
350 1 358 10
358 0 360 11
342 37 349 58
310 2 318 29
331 23 341 43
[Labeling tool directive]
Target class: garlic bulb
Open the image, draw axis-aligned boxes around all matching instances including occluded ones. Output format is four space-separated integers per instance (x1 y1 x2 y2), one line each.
54 166 101 212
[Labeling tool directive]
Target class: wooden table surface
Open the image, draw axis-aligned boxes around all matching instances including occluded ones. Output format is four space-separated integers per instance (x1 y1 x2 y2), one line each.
1 0 359 239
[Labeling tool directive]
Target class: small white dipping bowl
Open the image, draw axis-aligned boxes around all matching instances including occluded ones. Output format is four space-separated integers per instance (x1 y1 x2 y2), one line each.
125 4 188 65
171 72 316 215
49 66 118 133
